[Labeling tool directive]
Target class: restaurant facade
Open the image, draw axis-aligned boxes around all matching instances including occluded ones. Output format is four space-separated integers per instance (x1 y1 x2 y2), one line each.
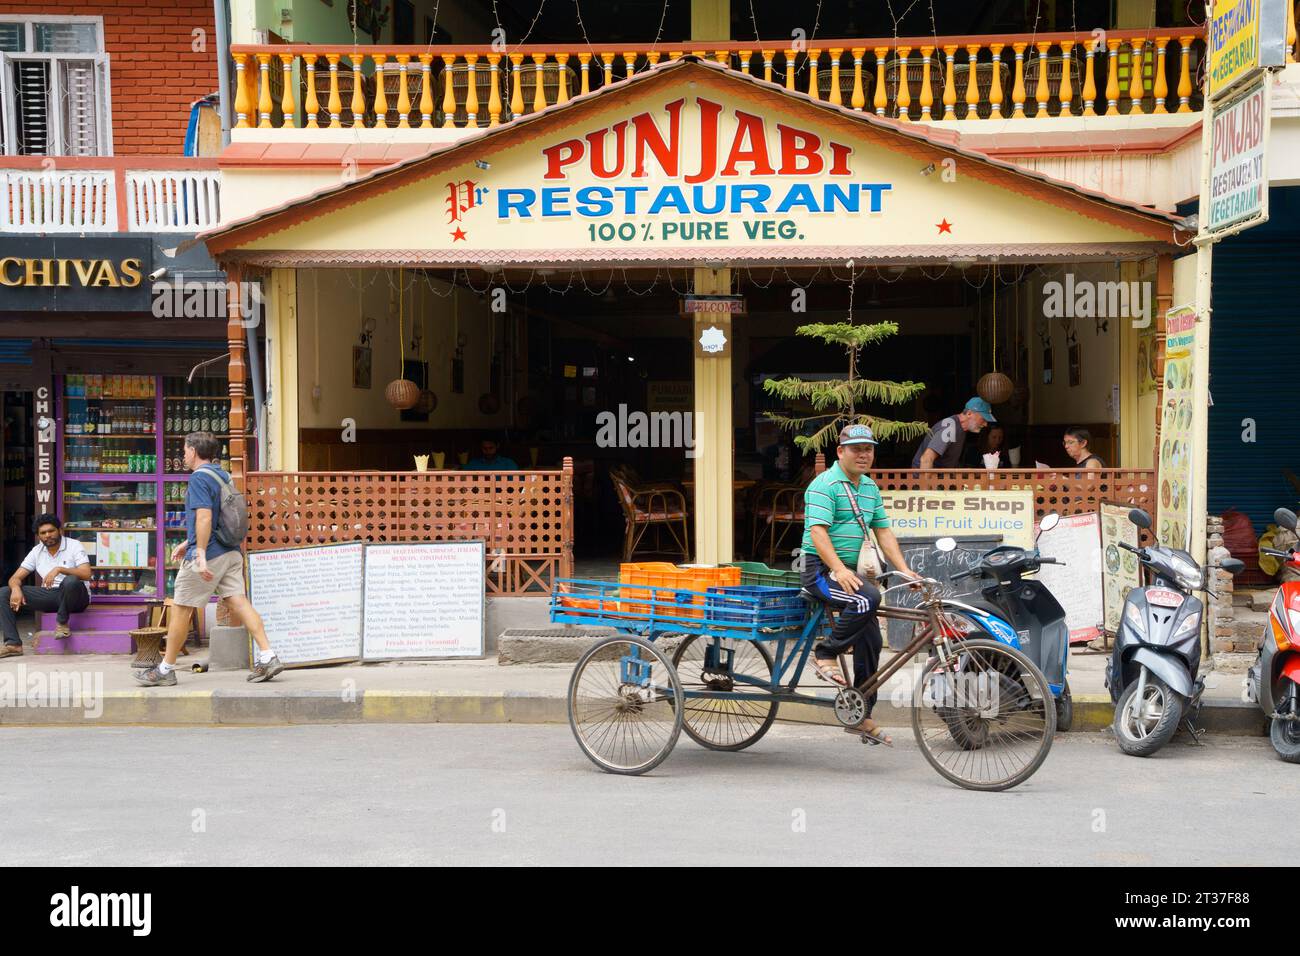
198 52 1203 584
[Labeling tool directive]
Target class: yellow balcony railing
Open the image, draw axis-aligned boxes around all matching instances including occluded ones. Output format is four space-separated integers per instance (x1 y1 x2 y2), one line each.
228 28 1239 132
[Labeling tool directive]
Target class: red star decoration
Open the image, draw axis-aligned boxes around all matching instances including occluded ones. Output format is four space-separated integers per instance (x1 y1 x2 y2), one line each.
451 227 468 241
936 218 953 234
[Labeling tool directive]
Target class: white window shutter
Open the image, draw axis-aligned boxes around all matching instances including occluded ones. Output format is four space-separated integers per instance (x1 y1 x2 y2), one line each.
58 58 99 155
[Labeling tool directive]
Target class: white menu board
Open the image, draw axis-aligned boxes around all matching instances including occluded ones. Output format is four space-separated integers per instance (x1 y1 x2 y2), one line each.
1036 512 1104 645
247 543 364 665
362 542 485 660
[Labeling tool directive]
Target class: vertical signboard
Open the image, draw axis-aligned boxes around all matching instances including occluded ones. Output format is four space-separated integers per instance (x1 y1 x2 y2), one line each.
1100 502 1142 635
1158 306 1197 551
1206 0 1290 99
1206 76 1270 236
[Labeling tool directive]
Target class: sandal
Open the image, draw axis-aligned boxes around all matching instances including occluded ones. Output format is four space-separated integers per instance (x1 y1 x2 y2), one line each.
846 720 894 747
811 656 848 687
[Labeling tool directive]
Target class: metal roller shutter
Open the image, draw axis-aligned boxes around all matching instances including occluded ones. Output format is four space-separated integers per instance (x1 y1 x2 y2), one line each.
1206 187 1300 531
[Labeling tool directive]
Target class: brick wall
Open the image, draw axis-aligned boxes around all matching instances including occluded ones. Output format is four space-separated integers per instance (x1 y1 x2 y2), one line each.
0 0 218 155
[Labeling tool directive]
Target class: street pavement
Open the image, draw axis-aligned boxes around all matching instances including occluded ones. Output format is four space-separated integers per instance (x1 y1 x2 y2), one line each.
1 724 1293 865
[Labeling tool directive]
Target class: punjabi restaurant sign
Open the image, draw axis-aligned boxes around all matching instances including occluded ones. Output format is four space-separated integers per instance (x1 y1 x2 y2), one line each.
1207 0 1289 100
235 78 1167 262
1206 75 1270 235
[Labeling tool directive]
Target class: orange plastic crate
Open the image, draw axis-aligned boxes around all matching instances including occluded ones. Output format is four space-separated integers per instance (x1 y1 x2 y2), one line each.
618 563 741 619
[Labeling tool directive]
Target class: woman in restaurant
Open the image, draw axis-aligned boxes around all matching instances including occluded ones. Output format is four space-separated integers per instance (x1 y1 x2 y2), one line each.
1063 426 1105 469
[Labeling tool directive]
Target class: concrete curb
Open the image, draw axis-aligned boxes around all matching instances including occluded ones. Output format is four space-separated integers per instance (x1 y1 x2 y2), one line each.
0 689 1269 734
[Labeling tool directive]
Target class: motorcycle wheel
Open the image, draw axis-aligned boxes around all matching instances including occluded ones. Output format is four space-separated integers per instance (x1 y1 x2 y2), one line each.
1056 681 1074 733
1114 674 1183 757
1269 716 1300 763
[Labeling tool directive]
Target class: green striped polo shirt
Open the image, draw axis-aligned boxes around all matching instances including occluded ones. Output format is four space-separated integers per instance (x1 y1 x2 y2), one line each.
800 462 892 565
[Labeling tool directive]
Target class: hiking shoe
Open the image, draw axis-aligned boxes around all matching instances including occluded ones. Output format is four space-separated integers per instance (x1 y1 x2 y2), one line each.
133 665 177 687
0 643 22 658
54 624 71 639
247 654 284 683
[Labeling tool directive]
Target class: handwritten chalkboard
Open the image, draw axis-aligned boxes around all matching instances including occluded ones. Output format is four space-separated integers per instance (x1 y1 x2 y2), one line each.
884 536 1003 648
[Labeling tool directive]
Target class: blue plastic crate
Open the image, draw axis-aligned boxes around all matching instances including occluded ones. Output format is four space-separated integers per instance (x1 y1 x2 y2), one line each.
704 585 805 627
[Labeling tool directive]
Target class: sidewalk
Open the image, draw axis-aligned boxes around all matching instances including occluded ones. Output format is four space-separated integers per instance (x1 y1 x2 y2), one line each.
0 644 1264 734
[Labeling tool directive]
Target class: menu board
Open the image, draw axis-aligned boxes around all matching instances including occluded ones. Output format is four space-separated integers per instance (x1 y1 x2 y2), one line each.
247 543 365 665
362 542 485 660
884 535 1003 649
1100 502 1142 635
1158 305 1197 550
1037 512 1103 645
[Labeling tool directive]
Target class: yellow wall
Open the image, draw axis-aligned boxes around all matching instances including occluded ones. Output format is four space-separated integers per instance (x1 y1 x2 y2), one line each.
295 268 512 431
1027 262 1125 427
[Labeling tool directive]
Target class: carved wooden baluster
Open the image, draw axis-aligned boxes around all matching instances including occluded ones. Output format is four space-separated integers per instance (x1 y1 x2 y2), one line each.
829 48 843 105
303 53 320 128
989 43 1004 118
395 54 411 127
348 53 365 127
279 53 295 127
1082 39 1097 115
1034 41 1050 116
556 53 570 105
464 53 480 126
372 54 389 128
256 53 273 127
418 54 434 128
1176 36 1193 113
1059 41 1075 115
441 54 457 128
1153 37 1169 114
851 47 866 110
873 46 888 115
942 45 957 119
964 44 981 119
1128 38 1146 114
1010 41 1027 117
919 45 934 119
896 46 912 120
489 53 504 124
326 53 342 128
1104 38 1121 115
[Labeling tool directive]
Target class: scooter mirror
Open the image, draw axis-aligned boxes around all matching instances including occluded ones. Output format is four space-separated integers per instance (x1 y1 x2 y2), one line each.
1275 508 1298 533
935 537 958 553
1128 508 1152 530
1039 513 1060 533
1221 558 1245 574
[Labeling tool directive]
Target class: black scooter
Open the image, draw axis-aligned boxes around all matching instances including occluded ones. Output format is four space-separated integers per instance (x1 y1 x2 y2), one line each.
1106 508 1243 756
937 513 1074 730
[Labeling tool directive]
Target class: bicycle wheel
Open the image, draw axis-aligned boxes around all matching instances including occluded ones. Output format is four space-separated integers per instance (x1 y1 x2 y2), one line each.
672 635 779 751
568 635 684 775
912 638 1056 791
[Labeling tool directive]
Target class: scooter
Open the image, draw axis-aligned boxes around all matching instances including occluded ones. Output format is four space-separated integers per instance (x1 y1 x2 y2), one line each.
937 513 1074 730
1246 507 1300 763
1106 508 1243 756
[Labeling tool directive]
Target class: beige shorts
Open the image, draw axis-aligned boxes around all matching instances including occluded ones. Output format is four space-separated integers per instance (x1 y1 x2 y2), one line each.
173 550 246 607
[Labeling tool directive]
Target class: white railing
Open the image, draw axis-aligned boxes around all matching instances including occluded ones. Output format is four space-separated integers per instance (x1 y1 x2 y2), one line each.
0 166 222 233
125 170 222 232
0 169 116 232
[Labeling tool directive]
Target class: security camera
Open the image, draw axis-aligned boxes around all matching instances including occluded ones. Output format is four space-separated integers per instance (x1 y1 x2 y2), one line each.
149 267 167 281
474 159 491 171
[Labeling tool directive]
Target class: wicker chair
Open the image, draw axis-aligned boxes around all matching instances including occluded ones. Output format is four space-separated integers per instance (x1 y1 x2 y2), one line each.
1022 49 1085 116
882 56 946 119
816 56 874 108
950 58 1012 118
609 465 689 562
749 463 814 565
506 60 582 118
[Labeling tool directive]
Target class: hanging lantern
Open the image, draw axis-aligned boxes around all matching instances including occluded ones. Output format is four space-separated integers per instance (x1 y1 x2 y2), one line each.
386 266 420 410
386 378 420 409
414 388 437 414
977 265 1016 407
977 371 1014 405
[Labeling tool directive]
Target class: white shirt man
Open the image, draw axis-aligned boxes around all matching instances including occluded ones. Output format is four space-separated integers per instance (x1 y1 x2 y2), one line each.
1 517 93 655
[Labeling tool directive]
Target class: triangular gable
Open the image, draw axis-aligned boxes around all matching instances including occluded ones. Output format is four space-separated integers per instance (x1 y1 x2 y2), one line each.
204 57 1184 266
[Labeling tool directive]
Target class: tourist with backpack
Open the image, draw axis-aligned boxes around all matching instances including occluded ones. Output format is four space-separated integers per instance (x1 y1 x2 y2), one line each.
135 431 283 686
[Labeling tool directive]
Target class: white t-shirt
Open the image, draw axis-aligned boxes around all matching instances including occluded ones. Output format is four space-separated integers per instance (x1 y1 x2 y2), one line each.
20 536 92 602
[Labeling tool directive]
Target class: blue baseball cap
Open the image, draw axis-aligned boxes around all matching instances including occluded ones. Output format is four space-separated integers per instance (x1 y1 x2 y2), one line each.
838 423 878 446
964 397 996 422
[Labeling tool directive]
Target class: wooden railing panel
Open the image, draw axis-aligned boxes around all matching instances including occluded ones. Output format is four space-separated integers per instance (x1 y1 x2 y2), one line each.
871 468 1156 522
246 461 574 594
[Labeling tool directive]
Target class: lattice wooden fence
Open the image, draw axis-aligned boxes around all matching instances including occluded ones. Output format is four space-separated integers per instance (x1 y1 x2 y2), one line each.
870 468 1156 521
245 459 573 595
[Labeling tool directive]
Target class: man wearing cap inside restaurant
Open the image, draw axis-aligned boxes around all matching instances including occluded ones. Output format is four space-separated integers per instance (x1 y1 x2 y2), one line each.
911 397 995 469
801 423 920 746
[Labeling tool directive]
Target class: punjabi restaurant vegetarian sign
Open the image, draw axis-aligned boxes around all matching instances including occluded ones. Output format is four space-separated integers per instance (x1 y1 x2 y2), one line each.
233 73 1170 263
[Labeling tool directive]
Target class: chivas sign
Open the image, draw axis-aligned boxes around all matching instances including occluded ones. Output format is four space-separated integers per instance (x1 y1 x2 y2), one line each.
0 237 152 312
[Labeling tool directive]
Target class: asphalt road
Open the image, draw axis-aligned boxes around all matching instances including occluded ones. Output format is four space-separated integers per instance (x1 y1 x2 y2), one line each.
1 725 1294 866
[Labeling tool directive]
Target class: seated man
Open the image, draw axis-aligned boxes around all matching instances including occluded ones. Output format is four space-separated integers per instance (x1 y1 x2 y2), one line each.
801 424 918 745
463 437 518 471
0 514 93 656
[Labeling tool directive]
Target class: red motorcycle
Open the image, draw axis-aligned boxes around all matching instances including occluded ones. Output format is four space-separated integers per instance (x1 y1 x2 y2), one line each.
1248 507 1300 763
